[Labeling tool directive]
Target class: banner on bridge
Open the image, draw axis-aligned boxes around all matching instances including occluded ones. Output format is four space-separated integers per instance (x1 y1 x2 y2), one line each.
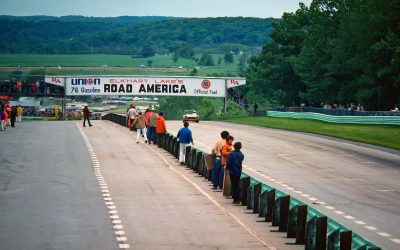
45 76 245 97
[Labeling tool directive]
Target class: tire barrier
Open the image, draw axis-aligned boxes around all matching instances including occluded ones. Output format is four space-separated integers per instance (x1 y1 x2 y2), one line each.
102 114 382 250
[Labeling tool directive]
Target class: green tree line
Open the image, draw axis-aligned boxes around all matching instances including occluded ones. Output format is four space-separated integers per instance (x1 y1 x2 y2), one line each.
246 0 400 111
0 17 276 55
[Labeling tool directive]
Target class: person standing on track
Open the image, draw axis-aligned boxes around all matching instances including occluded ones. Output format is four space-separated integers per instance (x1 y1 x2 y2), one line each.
148 110 158 144
211 130 229 190
82 105 93 127
226 142 244 204
133 111 148 144
221 135 234 197
16 105 23 122
127 104 136 127
177 121 193 165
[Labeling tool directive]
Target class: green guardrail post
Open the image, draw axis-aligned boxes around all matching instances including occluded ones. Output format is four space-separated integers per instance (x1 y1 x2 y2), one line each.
265 189 276 222
190 148 197 170
259 191 268 217
287 204 308 244
174 139 180 158
305 216 327 250
253 183 262 214
240 177 250 206
272 195 290 232
195 151 202 173
247 184 254 210
185 145 192 167
328 229 352 250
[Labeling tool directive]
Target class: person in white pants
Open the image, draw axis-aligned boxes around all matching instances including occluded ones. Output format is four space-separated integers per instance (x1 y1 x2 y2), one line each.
177 122 194 165
133 112 148 143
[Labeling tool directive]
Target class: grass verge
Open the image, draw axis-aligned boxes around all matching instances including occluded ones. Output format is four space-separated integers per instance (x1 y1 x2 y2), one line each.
226 116 400 151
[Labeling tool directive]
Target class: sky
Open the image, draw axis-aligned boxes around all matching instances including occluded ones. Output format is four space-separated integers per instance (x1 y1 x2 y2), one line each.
0 0 312 18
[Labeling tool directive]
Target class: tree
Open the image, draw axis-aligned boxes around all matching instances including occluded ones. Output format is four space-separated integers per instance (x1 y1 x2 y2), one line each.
147 60 153 67
237 53 247 74
172 53 179 65
198 52 214 66
224 53 234 64
141 45 155 58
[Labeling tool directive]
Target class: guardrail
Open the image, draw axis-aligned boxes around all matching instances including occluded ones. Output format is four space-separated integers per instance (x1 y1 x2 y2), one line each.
102 113 381 249
267 111 400 125
273 107 400 117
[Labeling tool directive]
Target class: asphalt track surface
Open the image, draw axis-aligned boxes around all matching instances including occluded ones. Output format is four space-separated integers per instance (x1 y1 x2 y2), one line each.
167 121 400 250
1 120 399 249
0 121 118 250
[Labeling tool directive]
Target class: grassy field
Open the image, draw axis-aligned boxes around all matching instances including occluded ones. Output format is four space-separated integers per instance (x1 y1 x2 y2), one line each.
0 53 241 77
226 116 400 150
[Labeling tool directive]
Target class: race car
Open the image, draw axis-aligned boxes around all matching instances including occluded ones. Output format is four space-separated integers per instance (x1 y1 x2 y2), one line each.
182 109 199 123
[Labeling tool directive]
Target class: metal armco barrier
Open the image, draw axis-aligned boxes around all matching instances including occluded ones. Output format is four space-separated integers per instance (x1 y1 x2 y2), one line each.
305 216 327 250
195 151 202 173
328 229 352 250
287 204 308 244
272 195 290 232
240 177 250 206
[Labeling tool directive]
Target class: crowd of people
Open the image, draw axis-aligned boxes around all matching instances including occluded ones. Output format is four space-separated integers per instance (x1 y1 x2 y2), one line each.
124 102 245 204
126 104 167 144
0 80 63 95
176 121 244 204
0 100 24 131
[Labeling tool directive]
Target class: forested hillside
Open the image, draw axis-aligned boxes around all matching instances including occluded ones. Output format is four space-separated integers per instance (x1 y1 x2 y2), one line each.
246 0 400 111
0 16 276 54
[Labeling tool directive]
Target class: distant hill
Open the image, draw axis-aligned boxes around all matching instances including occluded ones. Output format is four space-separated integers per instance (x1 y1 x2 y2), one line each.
0 16 278 55
0 15 176 25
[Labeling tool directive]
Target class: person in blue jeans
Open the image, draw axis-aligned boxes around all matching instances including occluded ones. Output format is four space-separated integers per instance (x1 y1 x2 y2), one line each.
211 130 229 190
226 142 244 204
177 122 193 165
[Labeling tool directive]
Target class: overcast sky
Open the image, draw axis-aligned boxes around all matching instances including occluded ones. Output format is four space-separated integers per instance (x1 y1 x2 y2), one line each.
0 0 312 18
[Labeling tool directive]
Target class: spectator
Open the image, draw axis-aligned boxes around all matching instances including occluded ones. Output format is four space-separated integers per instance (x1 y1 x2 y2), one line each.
391 106 399 112
10 106 16 127
156 112 167 148
226 142 244 204
148 111 158 144
211 130 229 190
177 121 193 165
82 105 93 127
133 111 147 144
0 108 5 131
127 104 136 127
253 102 258 114
221 135 234 197
31 82 36 93
16 105 23 122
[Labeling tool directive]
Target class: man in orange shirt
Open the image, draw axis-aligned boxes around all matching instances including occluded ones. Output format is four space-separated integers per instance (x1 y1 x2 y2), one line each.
156 112 167 148
221 135 234 197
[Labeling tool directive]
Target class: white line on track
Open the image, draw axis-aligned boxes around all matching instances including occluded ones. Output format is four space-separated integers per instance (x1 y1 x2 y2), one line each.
77 123 130 249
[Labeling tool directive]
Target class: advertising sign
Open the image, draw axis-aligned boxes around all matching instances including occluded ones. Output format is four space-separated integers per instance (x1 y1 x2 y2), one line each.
226 78 246 88
44 77 65 87
64 76 231 97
